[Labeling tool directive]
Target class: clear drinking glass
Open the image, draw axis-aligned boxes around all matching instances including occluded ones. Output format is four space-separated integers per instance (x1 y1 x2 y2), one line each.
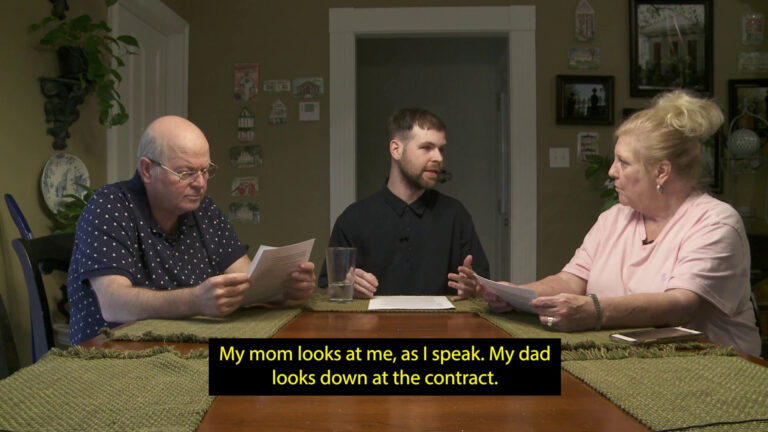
325 247 356 303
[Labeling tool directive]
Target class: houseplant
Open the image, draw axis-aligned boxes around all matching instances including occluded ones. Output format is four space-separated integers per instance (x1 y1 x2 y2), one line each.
29 0 139 126
52 183 95 233
584 153 619 211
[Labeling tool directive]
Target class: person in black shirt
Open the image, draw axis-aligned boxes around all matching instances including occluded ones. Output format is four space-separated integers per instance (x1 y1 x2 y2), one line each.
320 108 489 299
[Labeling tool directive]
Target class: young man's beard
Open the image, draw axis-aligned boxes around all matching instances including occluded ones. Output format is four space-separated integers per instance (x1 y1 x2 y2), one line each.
397 160 436 191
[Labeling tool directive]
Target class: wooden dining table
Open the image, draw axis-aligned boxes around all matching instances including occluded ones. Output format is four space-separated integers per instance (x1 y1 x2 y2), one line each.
81 310 660 431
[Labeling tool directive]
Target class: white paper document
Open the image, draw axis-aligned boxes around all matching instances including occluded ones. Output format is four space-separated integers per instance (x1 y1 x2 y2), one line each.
368 296 455 311
242 238 315 306
476 275 537 314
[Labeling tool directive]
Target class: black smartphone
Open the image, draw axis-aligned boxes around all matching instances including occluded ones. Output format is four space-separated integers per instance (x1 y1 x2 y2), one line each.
610 326 704 345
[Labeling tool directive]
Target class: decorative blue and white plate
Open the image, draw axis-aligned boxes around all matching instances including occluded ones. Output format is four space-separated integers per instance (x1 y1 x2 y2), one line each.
41 153 90 213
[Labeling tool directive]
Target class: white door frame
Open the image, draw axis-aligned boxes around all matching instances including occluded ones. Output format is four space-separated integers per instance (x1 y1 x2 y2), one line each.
329 6 537 283
107 0 189 183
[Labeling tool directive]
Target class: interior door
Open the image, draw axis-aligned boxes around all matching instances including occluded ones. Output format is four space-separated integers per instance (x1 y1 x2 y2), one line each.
107 1 188 183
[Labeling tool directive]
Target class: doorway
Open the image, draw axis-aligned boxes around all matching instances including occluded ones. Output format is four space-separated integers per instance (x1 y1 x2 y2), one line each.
329 6 537 283
356 37 509 279
107 0 188 183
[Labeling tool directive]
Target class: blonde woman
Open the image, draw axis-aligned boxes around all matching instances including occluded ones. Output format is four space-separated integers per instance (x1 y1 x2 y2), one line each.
476 90 761 356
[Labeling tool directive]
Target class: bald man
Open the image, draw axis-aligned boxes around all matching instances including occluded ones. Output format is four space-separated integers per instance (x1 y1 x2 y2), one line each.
67 116 315 344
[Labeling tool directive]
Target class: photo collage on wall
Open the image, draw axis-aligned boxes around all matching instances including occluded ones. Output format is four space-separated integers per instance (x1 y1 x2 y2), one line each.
229 62 325 223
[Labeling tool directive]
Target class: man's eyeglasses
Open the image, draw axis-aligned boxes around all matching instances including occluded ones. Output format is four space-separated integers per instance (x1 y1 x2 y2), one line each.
148 158 217 182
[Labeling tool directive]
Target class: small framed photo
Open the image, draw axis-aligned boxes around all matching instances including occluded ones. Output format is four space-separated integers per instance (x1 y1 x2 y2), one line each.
743 13 765 45
575 0 595 42
701 130 722 193
229 202 261 224
568 47 600 69
299 101 320 122
577 132 599 163
229 145 263 168
629 0 713 97
556 75 614 125
728 79 768 138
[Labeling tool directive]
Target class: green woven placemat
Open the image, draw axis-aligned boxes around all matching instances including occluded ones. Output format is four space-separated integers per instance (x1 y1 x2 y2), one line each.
478 310 647 348
104 306 302 342
306 292 487 313
562 354 768 432
0 347 212 432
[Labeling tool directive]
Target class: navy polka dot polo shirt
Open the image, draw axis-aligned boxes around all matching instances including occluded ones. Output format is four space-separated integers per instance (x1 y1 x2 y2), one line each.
67 172 247 344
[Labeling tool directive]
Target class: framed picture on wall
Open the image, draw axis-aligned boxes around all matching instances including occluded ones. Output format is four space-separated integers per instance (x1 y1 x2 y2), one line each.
629 0 713 97
701 130 722 193
556 75 614 125
728 79 768 137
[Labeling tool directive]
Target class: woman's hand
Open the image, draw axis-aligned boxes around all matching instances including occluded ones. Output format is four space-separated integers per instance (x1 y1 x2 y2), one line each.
529 293 597 332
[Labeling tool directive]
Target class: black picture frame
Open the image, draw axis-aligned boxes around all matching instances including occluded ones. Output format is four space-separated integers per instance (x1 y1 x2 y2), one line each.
556 75 614 125
727 79 768 138
701 129 722 193
629 0 713 97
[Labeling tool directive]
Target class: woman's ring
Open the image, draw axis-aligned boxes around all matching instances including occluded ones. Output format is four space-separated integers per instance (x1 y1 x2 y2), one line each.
546 316 555 327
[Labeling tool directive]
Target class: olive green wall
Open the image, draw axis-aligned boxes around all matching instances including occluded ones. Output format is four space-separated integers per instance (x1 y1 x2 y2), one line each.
0 0 108 366
2 0 766 366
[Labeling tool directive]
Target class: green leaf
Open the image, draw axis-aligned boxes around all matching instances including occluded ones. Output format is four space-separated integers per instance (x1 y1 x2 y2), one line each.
584 164 599 179
111 112 129 126
599 188 617 199
117 35 140 48
70 14 93 29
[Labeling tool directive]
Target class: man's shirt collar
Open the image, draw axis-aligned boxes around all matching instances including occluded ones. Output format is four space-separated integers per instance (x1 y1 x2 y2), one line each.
382 186 434 217
125 171 195 239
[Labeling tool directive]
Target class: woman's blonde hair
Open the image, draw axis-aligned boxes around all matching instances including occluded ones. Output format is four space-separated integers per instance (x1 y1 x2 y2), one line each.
615 89 723 187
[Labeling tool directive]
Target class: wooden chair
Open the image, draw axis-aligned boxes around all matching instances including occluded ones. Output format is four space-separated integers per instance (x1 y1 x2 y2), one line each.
10 233 75 362
0 288 20 378
748 234 768 358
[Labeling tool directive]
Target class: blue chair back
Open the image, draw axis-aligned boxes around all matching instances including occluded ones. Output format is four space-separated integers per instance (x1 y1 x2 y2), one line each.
10 233 74 362
4 193 34 240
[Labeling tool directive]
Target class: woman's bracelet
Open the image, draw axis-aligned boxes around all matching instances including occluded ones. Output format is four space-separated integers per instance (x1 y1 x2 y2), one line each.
587 293 602 331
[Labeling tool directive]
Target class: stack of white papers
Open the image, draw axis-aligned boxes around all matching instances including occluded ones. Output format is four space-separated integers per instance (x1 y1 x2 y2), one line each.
476 275 537 313
242 238 314 306
368 296 455 310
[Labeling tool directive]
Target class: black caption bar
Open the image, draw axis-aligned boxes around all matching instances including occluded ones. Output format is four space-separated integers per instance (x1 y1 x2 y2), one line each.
209 338 561 396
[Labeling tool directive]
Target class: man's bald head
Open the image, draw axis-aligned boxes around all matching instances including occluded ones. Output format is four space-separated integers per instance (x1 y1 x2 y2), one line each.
137 116 209 168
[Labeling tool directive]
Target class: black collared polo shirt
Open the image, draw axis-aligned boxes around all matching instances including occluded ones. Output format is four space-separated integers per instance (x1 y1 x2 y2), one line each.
320 187 490 295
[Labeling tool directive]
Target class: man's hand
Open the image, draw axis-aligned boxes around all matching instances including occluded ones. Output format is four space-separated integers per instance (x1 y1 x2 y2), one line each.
284 262 316 301
352 268 379 299
448 255 477 301
193 273 251 316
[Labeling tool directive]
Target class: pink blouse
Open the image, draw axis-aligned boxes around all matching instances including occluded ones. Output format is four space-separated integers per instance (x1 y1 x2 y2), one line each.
563 193 761 357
